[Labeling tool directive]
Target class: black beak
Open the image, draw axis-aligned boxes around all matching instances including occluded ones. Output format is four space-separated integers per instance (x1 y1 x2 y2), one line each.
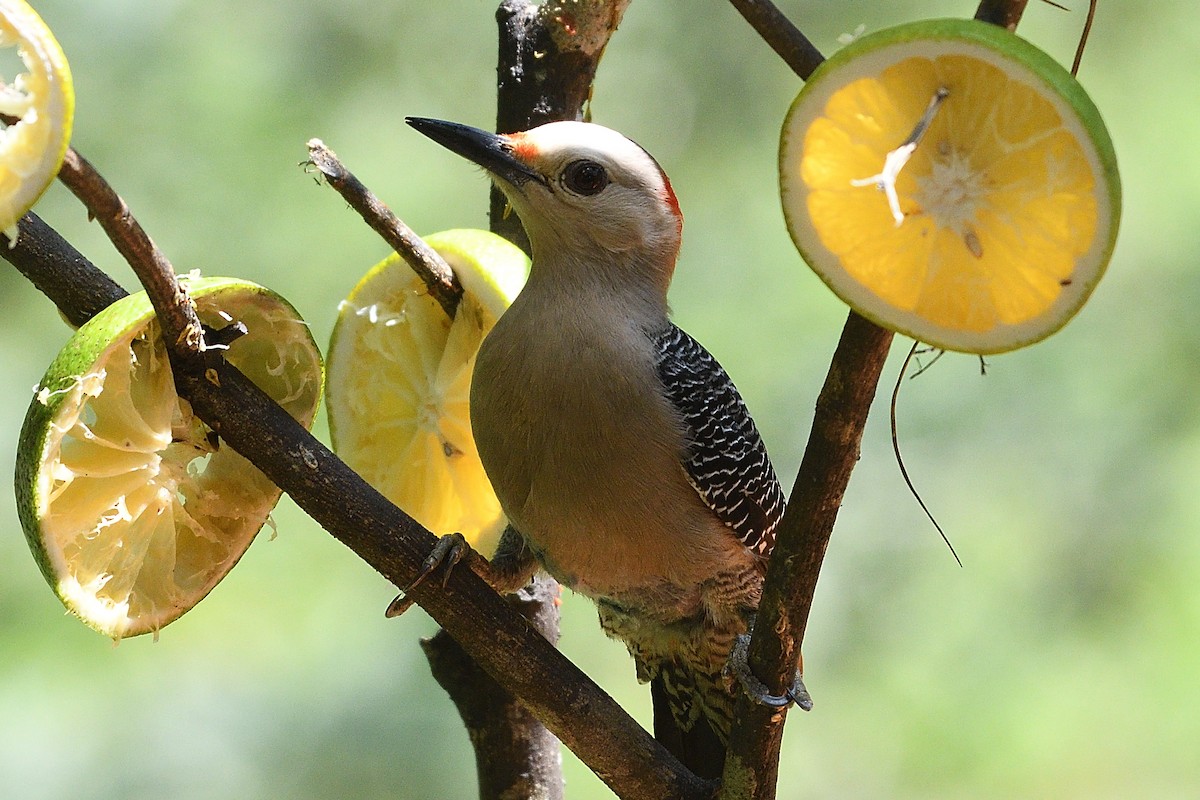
406 117 544 187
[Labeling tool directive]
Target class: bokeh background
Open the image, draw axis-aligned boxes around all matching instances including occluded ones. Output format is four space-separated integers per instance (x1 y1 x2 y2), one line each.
2 1 1196 797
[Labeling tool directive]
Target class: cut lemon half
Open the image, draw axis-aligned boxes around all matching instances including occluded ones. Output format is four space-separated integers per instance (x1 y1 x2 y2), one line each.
780 18 1120 354
326 229 529 556
14 277 323 639
0 0 74 238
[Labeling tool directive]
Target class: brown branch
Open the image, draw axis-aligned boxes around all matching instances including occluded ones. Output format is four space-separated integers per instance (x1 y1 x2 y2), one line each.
721 314 893 799
974 0 1030 28
719 2 1031 797
421 576 564 800
490 0 631 252
2 212 127 327
728 0 824 81
305 138 463 318
56 148 204 358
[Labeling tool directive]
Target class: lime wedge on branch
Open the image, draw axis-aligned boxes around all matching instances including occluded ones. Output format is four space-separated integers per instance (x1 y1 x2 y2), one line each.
0 0 74 237
780 18 1120 354
326 229 528 556
15 277 323 639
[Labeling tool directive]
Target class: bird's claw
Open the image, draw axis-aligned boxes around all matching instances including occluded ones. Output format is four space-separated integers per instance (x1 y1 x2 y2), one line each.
728 633 813 712
385 532 472 618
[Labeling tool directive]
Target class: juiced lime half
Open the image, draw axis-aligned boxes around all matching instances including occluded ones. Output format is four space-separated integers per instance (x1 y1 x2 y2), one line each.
0 0 74 238
780 18 1120 354
15 277 322 639
326 229 528 556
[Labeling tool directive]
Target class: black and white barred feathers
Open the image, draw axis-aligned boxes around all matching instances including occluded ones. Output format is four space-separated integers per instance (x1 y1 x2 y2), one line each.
653 324 784 556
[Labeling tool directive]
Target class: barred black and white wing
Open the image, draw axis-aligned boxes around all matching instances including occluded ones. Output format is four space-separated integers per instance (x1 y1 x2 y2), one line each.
652 324 784 556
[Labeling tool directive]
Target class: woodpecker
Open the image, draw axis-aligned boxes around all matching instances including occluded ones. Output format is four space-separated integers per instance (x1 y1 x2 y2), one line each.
405 116 806 779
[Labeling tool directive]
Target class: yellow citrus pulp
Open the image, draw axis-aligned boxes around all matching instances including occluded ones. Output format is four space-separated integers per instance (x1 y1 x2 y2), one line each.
326 229 529 556
780 19 1120 353
15 278 323 639
0 0 73 238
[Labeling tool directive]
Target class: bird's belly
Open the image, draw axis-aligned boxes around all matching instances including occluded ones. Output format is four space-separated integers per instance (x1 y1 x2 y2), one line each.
473 353 741 612
508 423 707 591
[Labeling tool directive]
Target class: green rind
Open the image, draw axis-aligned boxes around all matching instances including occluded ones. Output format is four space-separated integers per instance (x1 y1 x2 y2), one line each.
424 229 530 318
15 289 149 594
780 18 1121 354
14 276 322 637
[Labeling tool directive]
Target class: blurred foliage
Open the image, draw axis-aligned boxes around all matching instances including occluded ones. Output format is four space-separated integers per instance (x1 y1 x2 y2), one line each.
2 1 1198 798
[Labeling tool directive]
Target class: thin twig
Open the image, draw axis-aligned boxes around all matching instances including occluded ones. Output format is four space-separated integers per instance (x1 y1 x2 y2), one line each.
890 342 961 567
55 148 204 356
306 138 462 319
727 0 825 80
1072 0 1098 76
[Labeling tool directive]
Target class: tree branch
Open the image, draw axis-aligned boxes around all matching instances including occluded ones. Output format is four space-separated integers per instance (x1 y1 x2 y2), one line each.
306 130 565 798
421 576 564 800
3 206 709 800
56 148 205 359
974 0 1030 29
727 0 824 80
721 314 893 799
490 0 631 252
305 138 464 318
719 2 1031 797
2 212 127 327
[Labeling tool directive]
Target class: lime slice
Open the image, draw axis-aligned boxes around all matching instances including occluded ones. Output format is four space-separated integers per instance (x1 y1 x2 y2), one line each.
0 0 74 237
780 18 1120 354
14 277 323 639
326 229 529 556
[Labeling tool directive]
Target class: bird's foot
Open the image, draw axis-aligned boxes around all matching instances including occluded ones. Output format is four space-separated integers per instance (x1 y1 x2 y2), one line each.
385 532 472 618
728 633 813 712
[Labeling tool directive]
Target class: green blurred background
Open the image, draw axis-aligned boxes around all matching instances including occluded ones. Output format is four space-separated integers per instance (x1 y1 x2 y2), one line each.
2 1 1196 797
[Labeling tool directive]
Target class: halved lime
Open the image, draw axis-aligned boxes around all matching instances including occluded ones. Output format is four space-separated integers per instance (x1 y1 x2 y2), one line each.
780 18 1120 354
15 277 323 639
0 0 74 237
326 229 529 556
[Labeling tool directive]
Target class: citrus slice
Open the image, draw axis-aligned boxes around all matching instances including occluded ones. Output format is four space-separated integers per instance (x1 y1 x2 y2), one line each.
780 18 1120 354
0 0 74 238
326 229 529 556
14 277 323 639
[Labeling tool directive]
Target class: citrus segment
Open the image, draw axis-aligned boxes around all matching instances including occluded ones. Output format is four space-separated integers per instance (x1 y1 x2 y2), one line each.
0 0 74 238
15 277 323 639
781 19 1120 353
326 229 529 555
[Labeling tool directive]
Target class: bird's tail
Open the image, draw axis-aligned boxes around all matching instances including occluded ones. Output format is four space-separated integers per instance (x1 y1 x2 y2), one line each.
650 670 730 781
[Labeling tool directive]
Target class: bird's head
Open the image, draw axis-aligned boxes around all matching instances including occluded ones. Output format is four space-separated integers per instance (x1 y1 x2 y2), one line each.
407 117 683 289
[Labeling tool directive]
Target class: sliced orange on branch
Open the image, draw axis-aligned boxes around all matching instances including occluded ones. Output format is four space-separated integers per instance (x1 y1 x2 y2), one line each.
15 278 323 639
326 229 529 556
0 0 73 238
780 18 1120 354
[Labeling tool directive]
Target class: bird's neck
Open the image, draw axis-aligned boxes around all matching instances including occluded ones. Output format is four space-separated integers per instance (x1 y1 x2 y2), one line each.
524 241 675 326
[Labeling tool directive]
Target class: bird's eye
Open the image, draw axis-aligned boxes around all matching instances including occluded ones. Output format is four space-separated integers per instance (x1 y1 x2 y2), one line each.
561 160 609 196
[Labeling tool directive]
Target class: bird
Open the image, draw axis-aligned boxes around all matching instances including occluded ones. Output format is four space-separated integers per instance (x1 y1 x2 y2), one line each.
403 116 807 779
